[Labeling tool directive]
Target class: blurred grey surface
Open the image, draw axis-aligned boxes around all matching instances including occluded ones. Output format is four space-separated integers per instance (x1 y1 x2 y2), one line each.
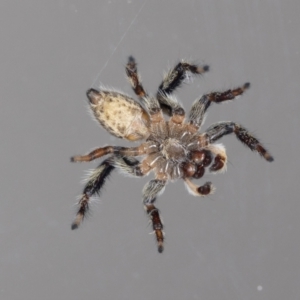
0 1 299 299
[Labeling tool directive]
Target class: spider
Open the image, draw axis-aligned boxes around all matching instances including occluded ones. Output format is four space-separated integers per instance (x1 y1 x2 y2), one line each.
71 56 273 253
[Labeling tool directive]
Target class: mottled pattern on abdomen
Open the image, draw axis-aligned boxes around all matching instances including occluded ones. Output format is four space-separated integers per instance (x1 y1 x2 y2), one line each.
89 91 149 140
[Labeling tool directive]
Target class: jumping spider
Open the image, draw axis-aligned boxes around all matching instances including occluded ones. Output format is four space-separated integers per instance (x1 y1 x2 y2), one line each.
71 56 273 253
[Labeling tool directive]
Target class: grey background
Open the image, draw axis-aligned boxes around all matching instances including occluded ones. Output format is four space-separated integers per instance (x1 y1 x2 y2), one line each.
1 1 299 299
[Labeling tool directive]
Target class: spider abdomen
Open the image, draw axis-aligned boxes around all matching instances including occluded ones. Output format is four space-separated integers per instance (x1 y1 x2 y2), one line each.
87 89 150 141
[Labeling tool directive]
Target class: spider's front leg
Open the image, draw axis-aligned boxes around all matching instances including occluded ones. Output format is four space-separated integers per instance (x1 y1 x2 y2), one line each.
189 82 250 129
205 121 274 162
142 179 166 253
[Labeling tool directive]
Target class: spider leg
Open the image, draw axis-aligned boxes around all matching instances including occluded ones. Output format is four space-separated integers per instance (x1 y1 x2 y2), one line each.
72 156 149 230
158 60 209 95
71 143 148 162
157 60 209 116
158 93 186 124
71 156 115 229
125 56 166 124
205 121 274 162
125 56 147 99
140 95 167 127
142 179 166 253
189 82 250 129
113 156 153 177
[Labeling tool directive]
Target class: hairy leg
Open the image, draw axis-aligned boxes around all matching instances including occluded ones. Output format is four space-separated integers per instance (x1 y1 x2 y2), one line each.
112 156 153 177
142 179 166 253
157 60 209 115
125 56 147 98
71 156 148 230
189 82 250 129
71 157 115 229
125 56 165 123
158 60 209 95
205 121 274 162
157 92 188 125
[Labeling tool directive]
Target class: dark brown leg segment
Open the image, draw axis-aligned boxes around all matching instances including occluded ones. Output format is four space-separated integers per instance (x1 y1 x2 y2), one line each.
71 156 147 230
158 61 209 95
126 56 147 98
157 61 209 116
205 122 274 162
71 157 115 229
145 204 164 253
207 82 250 103
189 83 250 129
157 92 186 121
142 179 166 253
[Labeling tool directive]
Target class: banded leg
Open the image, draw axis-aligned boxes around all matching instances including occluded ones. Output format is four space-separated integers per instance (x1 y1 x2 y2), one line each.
126 56 147 98
158 60 209 95
71 157 115 229
157 60 209 116
71 144 148 162
189 82 250 129
142 179 166 253
125 56 163 122
71 156 147 230
205 121 274 162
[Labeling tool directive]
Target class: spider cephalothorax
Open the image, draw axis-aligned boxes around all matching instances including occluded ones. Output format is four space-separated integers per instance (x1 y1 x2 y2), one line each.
71 56 273 253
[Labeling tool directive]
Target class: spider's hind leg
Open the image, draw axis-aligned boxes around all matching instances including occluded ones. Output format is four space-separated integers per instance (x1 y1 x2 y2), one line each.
71 157 115 229
72 156 149 230
142 179 166 253
71 144 147 162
